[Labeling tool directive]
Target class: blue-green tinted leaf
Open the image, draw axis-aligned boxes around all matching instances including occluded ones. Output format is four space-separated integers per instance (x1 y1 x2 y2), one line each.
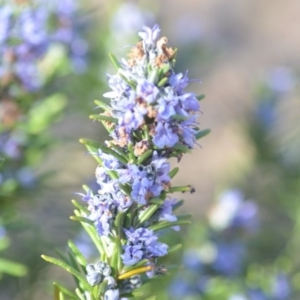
41 255 91 291
196 94 205 101
68 240 87 266
94 99 109 109
70 216 94 226
149 220 191 232
109 52 122 71
195 129 211 140
168 167 179 179
168 244 182 254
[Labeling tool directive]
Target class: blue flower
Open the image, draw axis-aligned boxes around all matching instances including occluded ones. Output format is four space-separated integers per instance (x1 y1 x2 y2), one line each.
156 88 178 121
136 79 160 104
138 24 161 48
153 122 179 148
121 245 144 266
121 228 168 266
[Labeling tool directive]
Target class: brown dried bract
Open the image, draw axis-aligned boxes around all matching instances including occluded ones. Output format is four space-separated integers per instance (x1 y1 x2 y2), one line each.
145 191 153 201
116 126 129 148
0 99 21 127
154 37 176 67
101 111 115 130
128 41 144 66
163 181 172 191
147 106 157 119
134 140 148 156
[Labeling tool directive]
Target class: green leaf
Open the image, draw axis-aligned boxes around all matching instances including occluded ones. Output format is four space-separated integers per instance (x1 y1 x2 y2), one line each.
54 284 60 300
119 72 136 90
149 220 191 232
67 251 81 288
80 138 128 165
41 255 91 291
68 240 87 266
173 199 184 211
114 210 124 232
82 184 90 193
0 157 4 166
107 143 128 161
79 139 102 165
98 279 108 298
110 247 119 276
75 288 86 300
121 259 149 274
177 214 193 220
158 64 171 77
73 211 105 260
195 129 210 140
109 52 122 71
71 199 89 215
59 291 65 300
137 204 159 226
168 244 182 254
89 114 118 124
94 99 109 109
157 77 168 87
128 142 136 163
148 68 159 84
54 249 70 264
137 149 153 165
169 185 193 193
0 258 27 277
53 282 78 300
120 184 131 196
196 94 205 101
168 167 179 179
172 144 192 153
70 216 94 226
149 198 164 205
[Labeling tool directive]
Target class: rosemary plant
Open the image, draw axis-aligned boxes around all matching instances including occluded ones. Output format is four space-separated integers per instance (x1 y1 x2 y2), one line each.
42 24 209 300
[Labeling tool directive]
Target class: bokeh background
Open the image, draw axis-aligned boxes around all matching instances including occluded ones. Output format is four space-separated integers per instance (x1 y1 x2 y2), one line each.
1 0 300 299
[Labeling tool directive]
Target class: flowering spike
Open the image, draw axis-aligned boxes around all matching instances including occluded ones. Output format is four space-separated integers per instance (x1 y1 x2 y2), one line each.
45 24 209 299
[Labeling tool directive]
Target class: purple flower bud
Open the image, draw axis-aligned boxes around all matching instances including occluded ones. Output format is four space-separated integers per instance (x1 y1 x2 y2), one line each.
104 289 120 300
138 24 161 48
86 271 102 286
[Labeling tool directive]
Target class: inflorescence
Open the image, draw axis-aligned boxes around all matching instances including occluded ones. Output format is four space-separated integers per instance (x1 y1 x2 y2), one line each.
73 24 206 299
0 0 86 193
0 0 87 91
